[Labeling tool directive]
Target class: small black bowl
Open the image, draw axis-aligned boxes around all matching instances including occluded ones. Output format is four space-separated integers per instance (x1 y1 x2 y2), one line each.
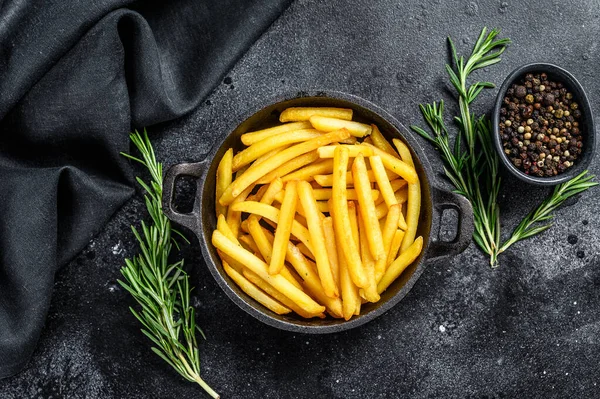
492 63 595 185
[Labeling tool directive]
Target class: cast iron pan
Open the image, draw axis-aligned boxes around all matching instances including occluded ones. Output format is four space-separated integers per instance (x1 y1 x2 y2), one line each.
162 90 474 333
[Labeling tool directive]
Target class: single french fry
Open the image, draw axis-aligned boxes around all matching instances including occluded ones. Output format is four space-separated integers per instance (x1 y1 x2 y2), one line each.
352 154 386 261
331 146 367 288
232 129 321 171
241 121 312 146
370 124 398 156
392 138 414 166
317 145 374 158
298 181 338 298
280 107 353 122
387 229 406 267
223 262 291 315
220 129 351 205
310 115 372 137
378 236 423 294
358 210 380 302
216 148 233 217
244 146 289 175
256 151 319 184
281 159 333 182
369 155 398 208
375 201 389 219
243 269 323 319
213 231 325 314
260 178 283 205
311 188 379 202
269 181 298 275
322 217 340 290
232 201 314 254
226 183 254 237
337 230 358 320
377 204 401 281
217 214 239 245
218 250 245 273
347 202 363 317
361 143 418 184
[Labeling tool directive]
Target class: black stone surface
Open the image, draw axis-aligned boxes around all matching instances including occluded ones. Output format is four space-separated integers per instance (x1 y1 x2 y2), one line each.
2 0 600 397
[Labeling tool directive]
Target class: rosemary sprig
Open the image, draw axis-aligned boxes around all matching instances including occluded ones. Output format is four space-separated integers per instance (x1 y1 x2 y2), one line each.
118 130 219 398
412 27 597 267
412 27 509 265
499 170 598 252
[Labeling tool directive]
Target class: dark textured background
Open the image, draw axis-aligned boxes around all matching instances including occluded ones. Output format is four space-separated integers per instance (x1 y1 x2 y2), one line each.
2 0 600 397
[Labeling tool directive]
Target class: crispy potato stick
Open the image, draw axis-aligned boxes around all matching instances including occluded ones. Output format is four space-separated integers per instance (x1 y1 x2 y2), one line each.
260 178 284 205
337 228 358 320
241 121 312 146
317 145 374 158
369 155 398 208
352 154 386 261
361 143 418 184
332 146 367 288
231 201 314 254
226 183 254 237
348 202 362 317
298 181 338 298
370 124 398 156
387 229 406 267
378 236 423 294
232 129 321 171
311 188 379 202
242 269 323 319
256 151 319 184
377 204 401 281
223 262 291 315
269 181 298 275
216 148 233 217
392 138 414 166
217 214 240 245
322 217 340 290
310 116 372 138
358 211 380 302
281 159 333 182
220 129 351 205
280 107 353 122
246 216 303 290
213 231 325 314
395 142 421 251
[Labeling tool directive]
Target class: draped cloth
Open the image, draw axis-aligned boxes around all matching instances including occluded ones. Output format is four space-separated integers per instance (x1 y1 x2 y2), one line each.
0 0 291 378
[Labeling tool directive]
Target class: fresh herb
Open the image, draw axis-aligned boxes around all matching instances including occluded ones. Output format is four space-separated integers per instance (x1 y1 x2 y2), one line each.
119 130 219 398
499 170 598 252
412 28 596 266
412 27 508 265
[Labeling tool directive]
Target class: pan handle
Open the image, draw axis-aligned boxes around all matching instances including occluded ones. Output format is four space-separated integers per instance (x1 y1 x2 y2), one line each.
162 160 208 232
426 186 474 261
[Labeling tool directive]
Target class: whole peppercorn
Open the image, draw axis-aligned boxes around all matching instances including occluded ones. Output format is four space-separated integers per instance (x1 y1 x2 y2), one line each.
544 93 555 105
525 94 534 104
515 85 527 98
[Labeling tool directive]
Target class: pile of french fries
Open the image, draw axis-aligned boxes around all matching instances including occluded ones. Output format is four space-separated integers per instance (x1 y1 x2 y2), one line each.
212 107 423 320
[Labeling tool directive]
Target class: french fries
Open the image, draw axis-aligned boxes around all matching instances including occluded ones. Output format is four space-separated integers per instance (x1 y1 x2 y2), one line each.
213 106 424 320
280 107 353 122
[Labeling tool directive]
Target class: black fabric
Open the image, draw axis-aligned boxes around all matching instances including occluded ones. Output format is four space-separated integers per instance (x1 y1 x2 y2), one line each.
0 0 291 379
